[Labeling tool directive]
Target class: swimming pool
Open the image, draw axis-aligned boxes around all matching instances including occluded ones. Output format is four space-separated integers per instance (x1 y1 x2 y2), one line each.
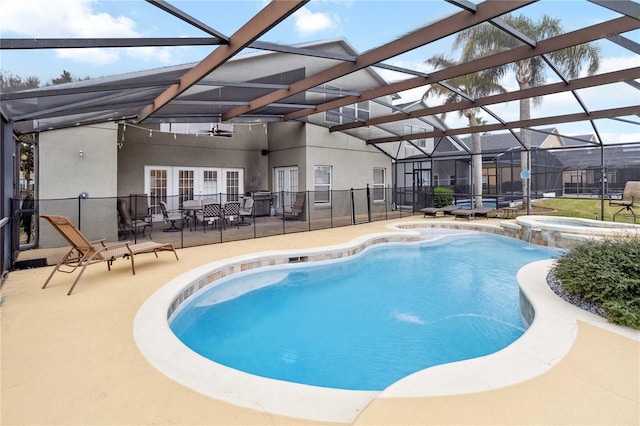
169 232 559 391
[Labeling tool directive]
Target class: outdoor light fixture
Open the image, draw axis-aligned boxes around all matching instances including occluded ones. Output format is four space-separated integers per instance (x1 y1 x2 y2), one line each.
79 150 84 157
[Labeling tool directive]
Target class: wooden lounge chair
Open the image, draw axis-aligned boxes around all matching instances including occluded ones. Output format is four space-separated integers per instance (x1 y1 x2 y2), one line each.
610 181 640 223
41 214 178 295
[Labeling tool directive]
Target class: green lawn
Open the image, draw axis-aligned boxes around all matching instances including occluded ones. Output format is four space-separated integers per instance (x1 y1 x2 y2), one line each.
531 197 637 223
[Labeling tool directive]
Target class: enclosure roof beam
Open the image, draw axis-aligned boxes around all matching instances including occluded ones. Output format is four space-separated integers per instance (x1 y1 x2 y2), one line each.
221 0 534 121
137 0 308 122
367 105 640 144
332 66 640 132
146 0 229 41
293 15 640 125
0 38 223 49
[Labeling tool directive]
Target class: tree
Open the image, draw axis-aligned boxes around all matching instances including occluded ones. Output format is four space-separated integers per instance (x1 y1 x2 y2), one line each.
0 71 40 93
50 70 73 85
423 55 506 207
454 14 600 211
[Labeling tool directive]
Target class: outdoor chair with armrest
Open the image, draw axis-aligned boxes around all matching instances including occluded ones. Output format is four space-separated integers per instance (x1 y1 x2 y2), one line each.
159 201 185 232
129 194 153 236
182 199 201 230
283 192 305 220
222 201 241 228
117 198 151 238
40 214 178 295
196 199 221 232
238 197 254 226
610 181 640 223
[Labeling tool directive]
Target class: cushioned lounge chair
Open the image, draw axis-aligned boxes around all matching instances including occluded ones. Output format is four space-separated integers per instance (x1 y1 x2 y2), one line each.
41 214 178 295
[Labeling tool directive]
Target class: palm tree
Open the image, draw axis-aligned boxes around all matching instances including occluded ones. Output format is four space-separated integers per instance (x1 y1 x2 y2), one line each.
423 54 506 207
454 14 600 211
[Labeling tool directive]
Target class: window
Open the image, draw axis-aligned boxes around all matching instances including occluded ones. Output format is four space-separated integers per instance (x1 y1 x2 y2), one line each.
404 124 433 151
226 170 240 201
178 169 195 202
373 168 385 202
202 170 218 195
324 85 369 124
314 165 332 204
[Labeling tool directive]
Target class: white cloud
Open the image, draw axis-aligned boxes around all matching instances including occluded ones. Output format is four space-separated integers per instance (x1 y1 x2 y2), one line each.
603 132 640 144
0 0 136 37
0 0 177 66
293 7 338 37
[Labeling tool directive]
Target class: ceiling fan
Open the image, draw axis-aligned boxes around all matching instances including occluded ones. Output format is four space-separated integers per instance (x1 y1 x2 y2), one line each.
195 123 234 137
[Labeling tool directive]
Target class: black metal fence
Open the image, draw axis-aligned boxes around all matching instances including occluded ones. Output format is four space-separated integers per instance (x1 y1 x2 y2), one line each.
11 187 418 255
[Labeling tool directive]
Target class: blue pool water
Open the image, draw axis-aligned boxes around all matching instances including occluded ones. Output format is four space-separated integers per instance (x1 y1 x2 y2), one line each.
170 233 560 391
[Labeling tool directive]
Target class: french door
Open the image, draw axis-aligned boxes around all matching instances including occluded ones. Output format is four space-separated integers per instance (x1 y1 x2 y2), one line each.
145 166 243 220
274 166 298 213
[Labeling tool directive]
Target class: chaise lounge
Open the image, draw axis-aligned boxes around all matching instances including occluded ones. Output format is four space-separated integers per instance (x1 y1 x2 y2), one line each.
41 214 179 295
419 205 458 218
452 207 495 220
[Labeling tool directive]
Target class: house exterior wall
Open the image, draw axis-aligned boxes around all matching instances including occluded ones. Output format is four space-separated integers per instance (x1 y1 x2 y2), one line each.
267 121 307 190
539 133 563 149
38 123 119 246
117 123 269 196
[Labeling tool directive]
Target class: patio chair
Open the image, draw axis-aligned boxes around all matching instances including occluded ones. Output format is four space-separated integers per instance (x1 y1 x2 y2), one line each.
222 201 241 227
129 194 152 223
40 215 178 295
182 199 201 230
159 201 185 232
610 181 640 223
117 198 151 238
283 192 305 220
238 197 254 226
196 199 221 232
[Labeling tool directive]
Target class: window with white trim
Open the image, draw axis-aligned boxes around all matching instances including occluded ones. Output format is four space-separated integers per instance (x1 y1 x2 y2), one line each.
226 170 240 202
314 165 332 205
404 124 433 151
373 168 386 202
324 84 369 124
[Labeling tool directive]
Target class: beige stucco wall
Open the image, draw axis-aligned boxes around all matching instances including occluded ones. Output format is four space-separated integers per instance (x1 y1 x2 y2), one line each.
38 123 119 247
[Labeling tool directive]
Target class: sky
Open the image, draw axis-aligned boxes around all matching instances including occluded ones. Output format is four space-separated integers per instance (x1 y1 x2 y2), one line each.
1 0 639 143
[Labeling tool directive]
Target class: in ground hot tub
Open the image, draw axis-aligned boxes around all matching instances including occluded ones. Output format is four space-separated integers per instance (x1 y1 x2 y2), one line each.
515 215 640 248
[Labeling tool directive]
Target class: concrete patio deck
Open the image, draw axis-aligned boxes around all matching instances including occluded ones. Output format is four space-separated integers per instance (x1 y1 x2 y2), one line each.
2 216 638 425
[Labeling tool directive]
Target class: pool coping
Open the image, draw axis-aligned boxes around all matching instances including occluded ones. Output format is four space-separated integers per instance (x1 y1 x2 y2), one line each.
133 222 640 423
